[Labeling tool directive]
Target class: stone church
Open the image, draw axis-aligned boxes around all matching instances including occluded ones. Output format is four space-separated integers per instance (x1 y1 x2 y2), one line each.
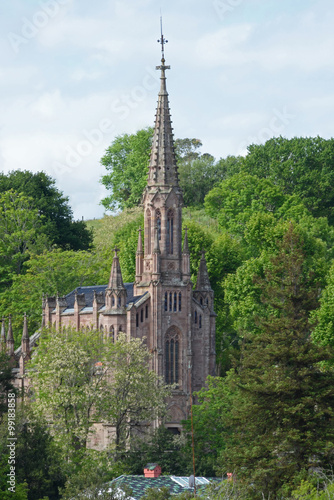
3 33 216 438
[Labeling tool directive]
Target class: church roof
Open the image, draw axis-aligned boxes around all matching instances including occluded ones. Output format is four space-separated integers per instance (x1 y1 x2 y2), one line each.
58 283 146 314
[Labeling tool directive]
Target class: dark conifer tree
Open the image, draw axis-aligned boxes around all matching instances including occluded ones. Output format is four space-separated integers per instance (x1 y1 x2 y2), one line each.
222 225 334 498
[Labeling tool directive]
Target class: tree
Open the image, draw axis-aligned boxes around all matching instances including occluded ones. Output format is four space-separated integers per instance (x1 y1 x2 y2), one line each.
100 128 153 210
242 136 334 224
29 329 170 458
0 190 49 290
0 352 16 423
13 414 65 500
221 226 334 497
121 426 190 476
0 248 111 341
0 170 92 250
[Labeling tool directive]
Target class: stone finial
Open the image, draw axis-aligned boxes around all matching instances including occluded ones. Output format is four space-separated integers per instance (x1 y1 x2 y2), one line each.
6 315 14 356
136 227 143 254
22 313 30 356
195 250 212 291
183 226 189 254
0 317 6 350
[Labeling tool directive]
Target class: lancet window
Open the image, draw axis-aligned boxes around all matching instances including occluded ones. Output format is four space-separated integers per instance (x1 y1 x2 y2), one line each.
165 328 180 385
167 209 174 254
156 209 161 240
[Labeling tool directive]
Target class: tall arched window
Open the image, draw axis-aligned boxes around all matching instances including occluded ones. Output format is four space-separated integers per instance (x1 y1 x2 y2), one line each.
109 325 115 343
167 209 174 254
174 292 177 312
156 209 161 240
164 292 168 311
179 292 182 311
146 209 151 254
165 328 180 385
169 292 172 311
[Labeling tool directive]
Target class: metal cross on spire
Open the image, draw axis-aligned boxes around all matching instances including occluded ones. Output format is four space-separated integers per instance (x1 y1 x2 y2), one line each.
156 16 170 71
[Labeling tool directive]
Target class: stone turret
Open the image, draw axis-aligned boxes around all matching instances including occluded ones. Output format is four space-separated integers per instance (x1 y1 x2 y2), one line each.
194 250 214 313
182 226 191 280
20 313 30 375
6 315 14 358
0 318 6 352
135 227 144 282
105 248 127 310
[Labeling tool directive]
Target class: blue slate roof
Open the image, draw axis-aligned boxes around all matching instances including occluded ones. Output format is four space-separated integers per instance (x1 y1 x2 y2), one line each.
62 283 145 310
109 475 221 499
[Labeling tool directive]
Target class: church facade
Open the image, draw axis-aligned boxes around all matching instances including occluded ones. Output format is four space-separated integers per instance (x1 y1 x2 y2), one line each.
4 35 216 439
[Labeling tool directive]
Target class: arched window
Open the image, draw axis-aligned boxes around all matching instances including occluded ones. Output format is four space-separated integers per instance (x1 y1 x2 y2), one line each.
169 292 172 312
141 308 143 322
165 328 180 385
164 292 168 311
136 313 139 327
156 209 161 240
199 315 202 329
179 292 182 311
118 296 121 307
194 311 197 324
112 296 115 307
145 304 148 318
167 209 174 254
200 297 203 306
174 292 177 312
109 325 115 343
146 209 151 254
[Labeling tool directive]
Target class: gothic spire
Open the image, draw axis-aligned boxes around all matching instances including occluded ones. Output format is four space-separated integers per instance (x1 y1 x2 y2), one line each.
195 251 212 291
108 247 125 290
147 21 179 187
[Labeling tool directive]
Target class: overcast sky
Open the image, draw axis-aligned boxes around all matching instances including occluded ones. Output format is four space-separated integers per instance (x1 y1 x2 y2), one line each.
1 0 334 219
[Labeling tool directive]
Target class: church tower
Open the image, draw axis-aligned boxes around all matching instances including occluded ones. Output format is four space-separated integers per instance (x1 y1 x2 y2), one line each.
134 26 215 427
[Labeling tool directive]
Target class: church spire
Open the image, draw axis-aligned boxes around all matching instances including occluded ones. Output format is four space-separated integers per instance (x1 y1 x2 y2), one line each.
195 251 212 291
147 21 179 187
108 247 125 290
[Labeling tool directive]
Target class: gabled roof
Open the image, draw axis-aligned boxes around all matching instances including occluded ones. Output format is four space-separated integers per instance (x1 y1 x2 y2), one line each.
110 475 220 499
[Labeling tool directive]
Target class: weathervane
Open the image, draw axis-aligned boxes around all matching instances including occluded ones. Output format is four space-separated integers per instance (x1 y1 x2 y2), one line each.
157 15 168 60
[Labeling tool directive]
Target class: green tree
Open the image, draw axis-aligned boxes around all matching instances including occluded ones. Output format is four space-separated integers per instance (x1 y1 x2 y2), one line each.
0 170 92 250
100 128 153 210
221 226 334 498
242 136 334 224
0 248 111 343
29 329 170 458
311 260 334 352
0 352 16 423
0 190 49 290
14 414 65 500
122 426 190 476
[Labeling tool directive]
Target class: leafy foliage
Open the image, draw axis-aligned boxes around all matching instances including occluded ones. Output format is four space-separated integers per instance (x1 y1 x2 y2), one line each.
242 136 334 224
221 226 334 498
100 128 153 210
0 170 92 250
29 329 170 456
0 190 49 290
